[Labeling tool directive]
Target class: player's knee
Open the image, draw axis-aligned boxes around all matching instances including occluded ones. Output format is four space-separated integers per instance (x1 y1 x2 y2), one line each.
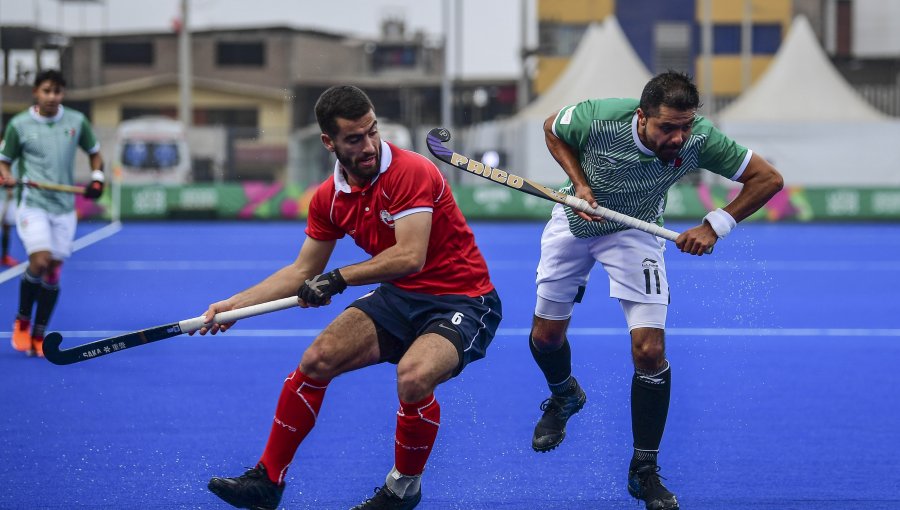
632 348 665 372
299 342 340 380
396 362 434 403
530 321 566 352
28 256 51 276
631 329 666 369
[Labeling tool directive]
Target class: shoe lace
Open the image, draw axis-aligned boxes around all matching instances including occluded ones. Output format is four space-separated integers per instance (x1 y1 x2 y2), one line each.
356 486 396 507
234 466 280 501
635 464 667 491
539 393 580 418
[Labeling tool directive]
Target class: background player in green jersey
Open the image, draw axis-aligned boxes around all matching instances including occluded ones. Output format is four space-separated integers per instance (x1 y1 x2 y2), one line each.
0 69 106 357
527 71 783 510
1 184 18 267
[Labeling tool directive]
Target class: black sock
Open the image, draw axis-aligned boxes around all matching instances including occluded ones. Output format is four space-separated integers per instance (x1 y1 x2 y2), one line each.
33 282 60 336
631 360 671 464
1 226 9 257
530 335 573 394
18 270 41 320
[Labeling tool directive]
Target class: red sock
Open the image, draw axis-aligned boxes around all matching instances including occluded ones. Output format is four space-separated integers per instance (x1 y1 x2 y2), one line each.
259 368 329 484
394 394 441 476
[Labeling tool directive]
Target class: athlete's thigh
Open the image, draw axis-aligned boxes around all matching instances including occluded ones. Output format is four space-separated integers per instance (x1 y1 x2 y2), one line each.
309 307 381 373
591 229 669 304
48 211 77 260
15 206 53 255
536 204 596 303
398 333 459 387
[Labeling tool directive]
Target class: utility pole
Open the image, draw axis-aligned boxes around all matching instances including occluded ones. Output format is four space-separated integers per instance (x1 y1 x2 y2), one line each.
741 0 753 91
178 0 192 127
440 0 452 135
700 0 714 117
518 0 529 110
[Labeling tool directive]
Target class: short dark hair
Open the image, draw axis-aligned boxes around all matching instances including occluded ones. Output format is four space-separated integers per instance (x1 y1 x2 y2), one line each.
314 85 374 137
33 69 66 89
639 71 700 117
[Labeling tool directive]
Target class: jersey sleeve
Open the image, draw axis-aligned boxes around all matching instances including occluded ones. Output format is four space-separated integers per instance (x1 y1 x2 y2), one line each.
384 156 436 220
551 99 599 151
698 121 751 181
78 117 100 154
0 123 21 163
304 183 345 241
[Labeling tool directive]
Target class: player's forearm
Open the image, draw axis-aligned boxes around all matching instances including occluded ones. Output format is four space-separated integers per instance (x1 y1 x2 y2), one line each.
545 131 589 189
724 170 784 223
339 244 425 286
232 264 309 307
89 153 104 171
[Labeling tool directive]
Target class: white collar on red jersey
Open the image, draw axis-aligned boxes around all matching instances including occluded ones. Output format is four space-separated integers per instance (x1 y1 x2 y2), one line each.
30 105 65 124
333 140 393 193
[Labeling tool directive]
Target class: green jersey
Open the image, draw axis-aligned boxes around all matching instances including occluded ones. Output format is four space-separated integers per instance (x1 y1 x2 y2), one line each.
552 98 750 238
0 106 99 214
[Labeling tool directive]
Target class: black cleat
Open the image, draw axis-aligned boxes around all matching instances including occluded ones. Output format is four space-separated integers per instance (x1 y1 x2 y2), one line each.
531 377 586 452
350 484 422 510
628 463 679 510
208 463 285 510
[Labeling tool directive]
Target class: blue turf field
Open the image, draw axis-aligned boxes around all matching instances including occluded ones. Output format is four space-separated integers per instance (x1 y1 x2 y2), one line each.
1 221 899 509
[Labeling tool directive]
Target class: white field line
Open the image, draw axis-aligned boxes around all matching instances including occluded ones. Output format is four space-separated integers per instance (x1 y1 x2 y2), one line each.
2 327 899 339
0 221 123 285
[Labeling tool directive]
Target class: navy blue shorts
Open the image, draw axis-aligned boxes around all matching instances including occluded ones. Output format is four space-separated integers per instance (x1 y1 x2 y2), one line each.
348 283 502 376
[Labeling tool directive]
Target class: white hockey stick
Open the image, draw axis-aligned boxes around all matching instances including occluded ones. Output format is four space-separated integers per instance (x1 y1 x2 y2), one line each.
426 128 710 251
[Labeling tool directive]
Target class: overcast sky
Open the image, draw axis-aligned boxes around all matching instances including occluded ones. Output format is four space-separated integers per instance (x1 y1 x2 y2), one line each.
1 0 535 78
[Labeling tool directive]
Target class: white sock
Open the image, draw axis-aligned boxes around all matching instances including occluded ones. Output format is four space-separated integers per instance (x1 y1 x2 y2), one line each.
384 466 422 499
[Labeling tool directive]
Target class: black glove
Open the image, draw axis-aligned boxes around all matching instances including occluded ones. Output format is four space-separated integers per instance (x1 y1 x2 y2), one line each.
84 170 105 200
297 269 347 306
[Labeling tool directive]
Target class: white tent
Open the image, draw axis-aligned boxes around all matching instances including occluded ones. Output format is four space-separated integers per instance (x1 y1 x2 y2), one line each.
460 16 652 184
718 16 900 186
719 17 886 122
517 17 652 121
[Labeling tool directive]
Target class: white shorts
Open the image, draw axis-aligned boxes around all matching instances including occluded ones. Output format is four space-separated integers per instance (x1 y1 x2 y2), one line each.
535 203 669 313
1 195 15 226
16 206 77 259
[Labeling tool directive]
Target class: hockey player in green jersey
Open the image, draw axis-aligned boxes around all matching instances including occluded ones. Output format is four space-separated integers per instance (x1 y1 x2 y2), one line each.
527 71 783 510
0 69 105 357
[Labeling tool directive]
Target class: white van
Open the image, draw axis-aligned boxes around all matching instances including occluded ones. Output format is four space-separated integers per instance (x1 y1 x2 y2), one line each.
115 117 191 185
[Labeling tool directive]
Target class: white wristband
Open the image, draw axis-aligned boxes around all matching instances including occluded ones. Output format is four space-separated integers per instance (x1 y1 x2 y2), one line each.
91 170 105 183
703 208 737 238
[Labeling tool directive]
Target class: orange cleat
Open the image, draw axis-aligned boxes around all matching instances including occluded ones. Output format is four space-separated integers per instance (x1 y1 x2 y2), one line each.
11 319 31 353
32 336 44 358
0 254 19 267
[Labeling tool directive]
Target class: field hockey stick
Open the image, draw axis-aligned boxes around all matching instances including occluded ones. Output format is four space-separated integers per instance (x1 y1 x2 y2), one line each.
4 179 86 195
426 127 712 253
42 296 300 365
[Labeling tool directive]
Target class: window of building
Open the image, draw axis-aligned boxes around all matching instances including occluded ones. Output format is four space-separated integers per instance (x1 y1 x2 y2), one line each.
538 23 589 56
655 22 691 73
121 107 177 120
216 42 265 66
194 108 258 128
752 24 782 54
103 42 154 65
713 25 741 54
372 45 418 72
712 24 781 55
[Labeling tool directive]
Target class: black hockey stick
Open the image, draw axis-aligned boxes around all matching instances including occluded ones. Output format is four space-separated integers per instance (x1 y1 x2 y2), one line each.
42 296 299 365
426 127 712 252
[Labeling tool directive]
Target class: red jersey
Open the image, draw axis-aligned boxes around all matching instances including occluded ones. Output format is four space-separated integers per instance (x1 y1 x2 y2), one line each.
305 141 494 297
